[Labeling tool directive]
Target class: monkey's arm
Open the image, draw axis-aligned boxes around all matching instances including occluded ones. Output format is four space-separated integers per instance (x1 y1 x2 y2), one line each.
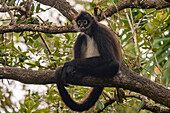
74 33 86 58
61 33 86 85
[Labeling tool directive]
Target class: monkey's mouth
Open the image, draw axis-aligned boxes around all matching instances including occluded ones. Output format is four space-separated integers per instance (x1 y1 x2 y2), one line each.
79 27 86 31
79 27 85 30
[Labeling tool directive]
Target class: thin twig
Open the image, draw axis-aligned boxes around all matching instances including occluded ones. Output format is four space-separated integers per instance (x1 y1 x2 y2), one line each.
95 4 121 37
3 4 15 25
148 38 163 81
136 9 157 30
38 32 51 55
37 15 49 26
124 9 138 56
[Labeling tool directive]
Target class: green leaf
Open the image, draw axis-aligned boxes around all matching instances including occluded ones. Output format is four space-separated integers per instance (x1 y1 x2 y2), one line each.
162 12 168 20
96 101 104 110
6 42 13 48
145 9 155 14
32 34 39 40
135 12 143 21
64 33 71 39
153 38 170 45
23 36 29 43
54 40 59 47
29 38 34 44
34 40 39 48
44 48 49 54
36 4 40 13
18 46 22 51
8 0 15 6
44 33 53 38
137 98 144 113
31 3 35 12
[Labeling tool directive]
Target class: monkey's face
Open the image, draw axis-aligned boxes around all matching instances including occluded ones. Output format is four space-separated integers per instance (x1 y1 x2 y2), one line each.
75 11 94 31
76 19 89 31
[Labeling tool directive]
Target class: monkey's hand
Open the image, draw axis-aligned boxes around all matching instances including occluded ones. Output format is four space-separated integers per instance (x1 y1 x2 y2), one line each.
63 60 77 75
61 61 77 87
54 65 70 87
54 66 63 84
66 65 77 75
61 66 70 87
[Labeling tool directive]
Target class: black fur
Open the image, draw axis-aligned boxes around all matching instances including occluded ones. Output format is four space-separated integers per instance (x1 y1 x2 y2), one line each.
55 11 122 111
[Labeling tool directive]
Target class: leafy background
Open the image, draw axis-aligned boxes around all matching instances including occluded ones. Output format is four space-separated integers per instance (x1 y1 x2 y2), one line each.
0 0 169 112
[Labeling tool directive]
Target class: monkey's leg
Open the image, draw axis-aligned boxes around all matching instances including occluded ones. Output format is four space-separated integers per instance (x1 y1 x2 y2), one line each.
91 59 120 77
68 56 109 68
67 57 120 77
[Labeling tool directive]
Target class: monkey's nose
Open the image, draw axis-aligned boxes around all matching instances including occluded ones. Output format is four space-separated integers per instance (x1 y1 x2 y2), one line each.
79 26 85 30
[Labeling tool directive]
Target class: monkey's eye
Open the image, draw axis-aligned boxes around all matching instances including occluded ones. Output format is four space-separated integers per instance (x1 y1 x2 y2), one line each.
83 20 88 25
77 20 81 25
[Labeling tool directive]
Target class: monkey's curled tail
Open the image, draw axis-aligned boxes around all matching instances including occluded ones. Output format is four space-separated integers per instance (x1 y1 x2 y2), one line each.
57 82 104 112
55 67 103 111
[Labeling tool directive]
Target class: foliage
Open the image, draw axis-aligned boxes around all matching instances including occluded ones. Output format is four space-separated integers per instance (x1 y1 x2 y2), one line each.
0 0 169 112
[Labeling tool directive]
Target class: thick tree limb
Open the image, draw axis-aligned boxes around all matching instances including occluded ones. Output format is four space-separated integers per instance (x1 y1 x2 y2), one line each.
97 0 170 21
0 63 170 108
35 0 78 21
35 0 170 22
0 67 55 84
0 24 76 34
63 63 170 108
0 0 169 111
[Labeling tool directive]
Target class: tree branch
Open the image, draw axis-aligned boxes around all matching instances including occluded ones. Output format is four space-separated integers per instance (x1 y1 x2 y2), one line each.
97 91 170 113
35 0 170 22
0 24 76 34
35 0 78 21
0 0 169 34
97 0 170 21
0 67 55 84
0 6 26 13
0 0 169 111
126 93 170 113
0 63 170 108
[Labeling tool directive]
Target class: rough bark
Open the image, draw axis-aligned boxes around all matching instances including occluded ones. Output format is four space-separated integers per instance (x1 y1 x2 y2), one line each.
0 0 170 112
0 63 169 108
35 0 170 22
0 67 55 84
0 0 169 34
35 0 78 21
0 24 76 34
98 0 170 21
97 92 170 113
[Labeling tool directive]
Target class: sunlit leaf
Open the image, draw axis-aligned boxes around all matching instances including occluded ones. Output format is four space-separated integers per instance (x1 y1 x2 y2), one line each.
8 0 15 6
96 101 104 110
154 65 161 75
36 4 40 13
34 40 39 48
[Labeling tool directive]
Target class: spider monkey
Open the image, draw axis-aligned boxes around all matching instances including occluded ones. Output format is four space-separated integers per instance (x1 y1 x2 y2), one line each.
55 11 122 111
